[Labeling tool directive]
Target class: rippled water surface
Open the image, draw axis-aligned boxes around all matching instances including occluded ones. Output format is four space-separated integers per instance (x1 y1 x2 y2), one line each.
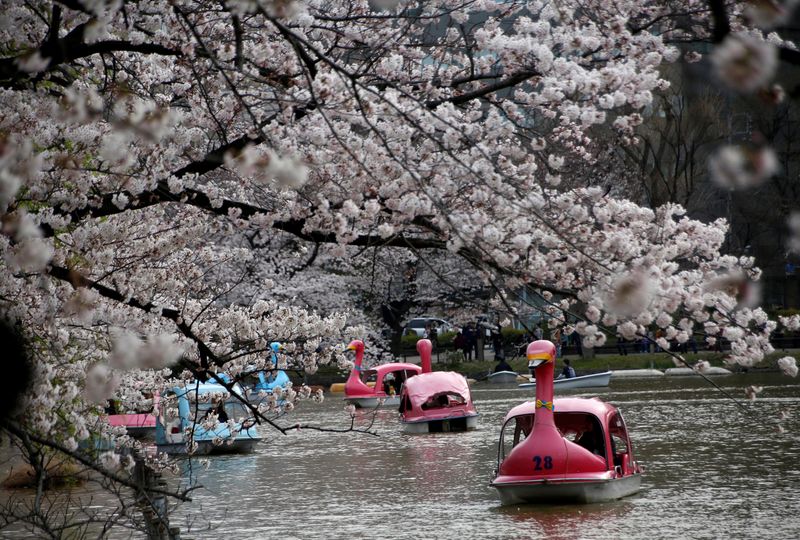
166 372 800 540
2 373 798 539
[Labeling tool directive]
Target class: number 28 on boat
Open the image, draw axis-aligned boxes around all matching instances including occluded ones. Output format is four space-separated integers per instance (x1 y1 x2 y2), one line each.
490 340 642 505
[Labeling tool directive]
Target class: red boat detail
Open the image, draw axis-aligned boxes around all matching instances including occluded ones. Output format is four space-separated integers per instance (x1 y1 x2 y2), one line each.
491 340 642 504
344 339 422 408
108 413 155 430
399 339 479 433
107 394 159 438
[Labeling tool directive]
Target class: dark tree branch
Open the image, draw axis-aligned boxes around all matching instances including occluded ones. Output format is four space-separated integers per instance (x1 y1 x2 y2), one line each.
46 264 215 375
272 19 319 79
779 46 800 66
47 5 63 50
426 70 539 108
1 18 180 87
44 265 314 436
708 0 731 43
172 134 264 178
53 0 94 15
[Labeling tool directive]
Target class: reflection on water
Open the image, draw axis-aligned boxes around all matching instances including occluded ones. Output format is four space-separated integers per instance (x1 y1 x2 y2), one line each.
2 373 799 539
164 372 800 539
495 501 636 540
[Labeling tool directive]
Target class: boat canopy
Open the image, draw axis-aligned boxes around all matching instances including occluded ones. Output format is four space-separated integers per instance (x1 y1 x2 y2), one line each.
372 362 422 380
349 362 422 397
172 382 245 398
402 371 471 409
503 397 617 424
108 413 155 428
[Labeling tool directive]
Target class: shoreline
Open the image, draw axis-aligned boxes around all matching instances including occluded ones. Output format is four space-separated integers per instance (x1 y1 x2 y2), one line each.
303 349 799 387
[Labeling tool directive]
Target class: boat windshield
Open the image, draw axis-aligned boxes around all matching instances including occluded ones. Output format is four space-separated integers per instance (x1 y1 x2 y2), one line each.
420 392 466 410
362 370 378 384
498 414 534 463
608 411 634 473
196 401 249 423
497 412 607 466
381 369 412 395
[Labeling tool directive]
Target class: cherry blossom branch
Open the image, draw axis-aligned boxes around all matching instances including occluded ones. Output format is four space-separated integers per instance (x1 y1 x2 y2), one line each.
0 19 180 87
506 285 756 413
287 419 379 437
43 263 378 437
41 179 449 250
426 70 540 109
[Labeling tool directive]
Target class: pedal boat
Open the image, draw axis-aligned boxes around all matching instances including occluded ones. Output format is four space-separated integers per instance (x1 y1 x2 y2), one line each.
107 393 160 439
156 382 261 455
491 340 642 505
247 342 291 403
344 340 421 408
399 339 479 434
108 412 156 439
486 370 520 384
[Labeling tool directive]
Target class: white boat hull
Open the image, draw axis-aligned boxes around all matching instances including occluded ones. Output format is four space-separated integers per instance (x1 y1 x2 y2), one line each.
486 371 519 384
401 414 479 434
345 395 400 408
519 371 612 390
610 369 665 378
664 367 732 376
492 473 641 505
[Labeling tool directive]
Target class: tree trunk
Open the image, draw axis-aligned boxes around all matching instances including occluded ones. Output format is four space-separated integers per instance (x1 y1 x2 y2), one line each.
134 456 178 540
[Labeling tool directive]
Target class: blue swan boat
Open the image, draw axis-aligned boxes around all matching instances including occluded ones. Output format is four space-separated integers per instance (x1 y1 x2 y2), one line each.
156 382 261 455
251 342 291 394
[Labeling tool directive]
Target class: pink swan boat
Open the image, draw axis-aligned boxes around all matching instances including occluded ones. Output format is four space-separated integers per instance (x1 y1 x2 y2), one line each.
107 393 159 439
398 339 479 434
344 340 422 408
490 340 642 504
108 412 156 438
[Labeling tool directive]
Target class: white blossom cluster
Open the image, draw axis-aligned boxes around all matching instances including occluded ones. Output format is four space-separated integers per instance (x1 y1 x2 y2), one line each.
708 145 779 190
0 0 794 480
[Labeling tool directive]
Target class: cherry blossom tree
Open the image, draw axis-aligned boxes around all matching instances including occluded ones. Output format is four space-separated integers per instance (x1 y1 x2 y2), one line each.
2 0 799 535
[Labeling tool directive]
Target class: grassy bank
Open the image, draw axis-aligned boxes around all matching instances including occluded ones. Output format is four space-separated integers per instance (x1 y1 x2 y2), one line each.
433 350 800 378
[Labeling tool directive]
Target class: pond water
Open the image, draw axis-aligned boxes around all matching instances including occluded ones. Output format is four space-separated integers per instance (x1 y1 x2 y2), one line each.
1 373 797 538
166 372 800 540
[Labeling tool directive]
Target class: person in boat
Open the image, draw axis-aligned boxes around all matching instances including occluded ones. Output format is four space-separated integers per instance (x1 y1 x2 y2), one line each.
575 423 604 456
422 393 450 410
559 358 576 379
206 402 228 423
383 372 396 395
391 371 405 394
104 399 119 415
494 355 513 373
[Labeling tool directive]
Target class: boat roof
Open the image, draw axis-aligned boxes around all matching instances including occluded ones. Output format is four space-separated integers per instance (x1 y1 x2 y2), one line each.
171 382 245 398
365 363 422 377
402 371 471 405
503 397 618 423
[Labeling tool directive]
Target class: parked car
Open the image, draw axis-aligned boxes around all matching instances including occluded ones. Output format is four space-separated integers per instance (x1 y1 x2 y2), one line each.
403 317 456 337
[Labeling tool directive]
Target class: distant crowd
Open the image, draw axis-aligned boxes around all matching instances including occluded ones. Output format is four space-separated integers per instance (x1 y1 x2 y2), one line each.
421 318 742 363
